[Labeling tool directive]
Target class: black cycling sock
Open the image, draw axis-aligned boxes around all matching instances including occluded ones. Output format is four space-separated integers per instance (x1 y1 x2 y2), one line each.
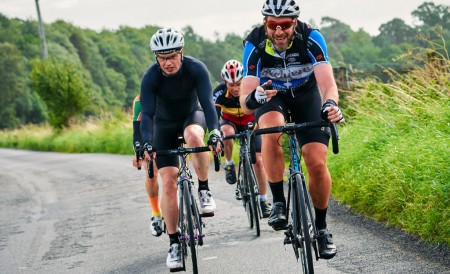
315 207 328 230
198 179 209 191
169 232 180 245
269 181 286 205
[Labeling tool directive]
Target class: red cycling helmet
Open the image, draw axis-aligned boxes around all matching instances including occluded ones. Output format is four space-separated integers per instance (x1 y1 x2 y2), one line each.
221 59 244 84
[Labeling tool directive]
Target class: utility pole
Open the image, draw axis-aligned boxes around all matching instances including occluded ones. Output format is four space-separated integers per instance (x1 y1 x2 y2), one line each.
35 0 48 59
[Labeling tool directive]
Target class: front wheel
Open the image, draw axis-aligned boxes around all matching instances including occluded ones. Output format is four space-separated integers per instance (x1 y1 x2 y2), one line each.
183 180 199 274
244 155 260 236
293 174 314 273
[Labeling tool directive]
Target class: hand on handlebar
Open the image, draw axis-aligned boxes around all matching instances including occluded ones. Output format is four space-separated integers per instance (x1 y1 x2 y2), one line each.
132 155 143 169
133 141 143 170
207 129 223 155
321 99 345 123
142 142 156 161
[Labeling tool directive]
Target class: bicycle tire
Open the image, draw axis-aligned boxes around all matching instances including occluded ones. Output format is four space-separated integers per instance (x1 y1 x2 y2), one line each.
244 153 260 236
294 173 314 273
182 180 199 274
178 189 187 271
190 188 204 246
238 157 253 228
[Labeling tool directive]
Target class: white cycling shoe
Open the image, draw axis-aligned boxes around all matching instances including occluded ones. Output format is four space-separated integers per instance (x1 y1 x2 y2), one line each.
150 216 163 237
199 190 216 216
166 243 183 271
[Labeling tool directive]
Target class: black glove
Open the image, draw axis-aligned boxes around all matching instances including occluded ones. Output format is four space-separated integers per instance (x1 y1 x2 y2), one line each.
134 141 143 158
321 99 343 122
142 142 155 155
207 129 223 149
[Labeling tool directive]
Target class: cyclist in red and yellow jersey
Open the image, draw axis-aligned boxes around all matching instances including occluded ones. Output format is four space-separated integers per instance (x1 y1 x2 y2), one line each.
213 59 272 218
132 94 163 237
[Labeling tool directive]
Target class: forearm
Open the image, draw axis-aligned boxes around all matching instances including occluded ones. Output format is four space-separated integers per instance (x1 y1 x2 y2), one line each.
239 77 260 114
314 63 339 103
321 83 339 104
140 113 154 144
133 121 142 146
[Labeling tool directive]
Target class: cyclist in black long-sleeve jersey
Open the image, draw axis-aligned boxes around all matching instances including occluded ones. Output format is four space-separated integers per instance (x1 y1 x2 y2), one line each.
140 28 222 272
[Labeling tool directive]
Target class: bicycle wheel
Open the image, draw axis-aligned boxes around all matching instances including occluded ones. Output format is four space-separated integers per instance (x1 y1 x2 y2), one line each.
293 173 314 273
302 174 320 260
182 180 199 274
238 157 253 228
190 187 204 246
244 153 260 236
178 190 187 271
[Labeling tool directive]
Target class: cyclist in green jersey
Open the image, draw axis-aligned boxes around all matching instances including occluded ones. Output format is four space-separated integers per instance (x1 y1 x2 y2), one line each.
132 94 163 237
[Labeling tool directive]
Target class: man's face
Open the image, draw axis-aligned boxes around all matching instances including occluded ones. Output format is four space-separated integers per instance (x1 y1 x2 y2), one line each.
264 16 297 52
225 80 241 98
156 50 183 75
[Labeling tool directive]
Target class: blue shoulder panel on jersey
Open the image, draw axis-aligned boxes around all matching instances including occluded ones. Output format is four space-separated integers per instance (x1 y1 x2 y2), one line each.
307 30 330 65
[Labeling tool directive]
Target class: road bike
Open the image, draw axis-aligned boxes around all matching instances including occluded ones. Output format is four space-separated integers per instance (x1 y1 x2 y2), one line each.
223 122 261 236
254 120 339 274
148 138 220 274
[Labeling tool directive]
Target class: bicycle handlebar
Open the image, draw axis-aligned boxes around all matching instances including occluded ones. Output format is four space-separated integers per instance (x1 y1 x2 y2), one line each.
223 130 257 164
148 146 220 178
254 121 340 154
223 131 248 140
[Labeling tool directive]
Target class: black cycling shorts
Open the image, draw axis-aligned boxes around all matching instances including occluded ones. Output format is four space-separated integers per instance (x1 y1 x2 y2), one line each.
254 85 330 147
220 119 262 152
153 109 207 168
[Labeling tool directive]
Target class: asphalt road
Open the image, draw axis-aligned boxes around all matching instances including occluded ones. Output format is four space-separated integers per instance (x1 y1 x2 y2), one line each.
1 148 449 274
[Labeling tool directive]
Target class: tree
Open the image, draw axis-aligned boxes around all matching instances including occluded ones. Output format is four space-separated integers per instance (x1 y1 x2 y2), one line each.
412 2 450 28
320 17 353 45
374 18 415 46
30 57 91 129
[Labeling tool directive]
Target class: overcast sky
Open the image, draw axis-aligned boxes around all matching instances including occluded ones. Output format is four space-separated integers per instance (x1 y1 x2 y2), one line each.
0 0 448 40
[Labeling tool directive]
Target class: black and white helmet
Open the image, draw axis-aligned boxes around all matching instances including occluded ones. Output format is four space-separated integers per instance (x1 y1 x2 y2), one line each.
261 0 300 17
150 28 184 54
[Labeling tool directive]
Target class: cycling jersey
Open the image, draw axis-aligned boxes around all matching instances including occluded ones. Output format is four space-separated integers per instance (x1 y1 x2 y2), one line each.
243 21 332 147
140 56 219 145
242 22 330 97
212 82 254 127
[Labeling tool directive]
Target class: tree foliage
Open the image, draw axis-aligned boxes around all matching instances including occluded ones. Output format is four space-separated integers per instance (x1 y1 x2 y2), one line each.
29 57 91 129
0 2 448 129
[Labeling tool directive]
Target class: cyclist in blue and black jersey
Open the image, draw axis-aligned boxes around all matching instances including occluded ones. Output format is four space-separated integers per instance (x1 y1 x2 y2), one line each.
213 59 272 218
140 28 222 271
240 0 345 260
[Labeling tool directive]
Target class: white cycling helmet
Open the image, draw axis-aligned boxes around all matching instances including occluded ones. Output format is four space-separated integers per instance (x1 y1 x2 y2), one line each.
261 0 300 17
221 60 244 84
150 28 184 54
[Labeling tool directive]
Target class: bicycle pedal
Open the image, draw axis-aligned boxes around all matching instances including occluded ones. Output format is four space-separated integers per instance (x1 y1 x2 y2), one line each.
169 267 184 272
201 212 214 217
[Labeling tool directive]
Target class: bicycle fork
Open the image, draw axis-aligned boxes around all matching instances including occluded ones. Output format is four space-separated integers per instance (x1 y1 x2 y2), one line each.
178 179 205 245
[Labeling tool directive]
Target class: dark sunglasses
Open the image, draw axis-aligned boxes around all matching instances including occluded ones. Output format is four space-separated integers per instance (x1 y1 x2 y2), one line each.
265 20 295 31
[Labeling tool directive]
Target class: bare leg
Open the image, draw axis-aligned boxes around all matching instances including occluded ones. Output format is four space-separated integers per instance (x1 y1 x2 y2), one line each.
302 142 331 209
184 125 209 181
159 166 179 234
